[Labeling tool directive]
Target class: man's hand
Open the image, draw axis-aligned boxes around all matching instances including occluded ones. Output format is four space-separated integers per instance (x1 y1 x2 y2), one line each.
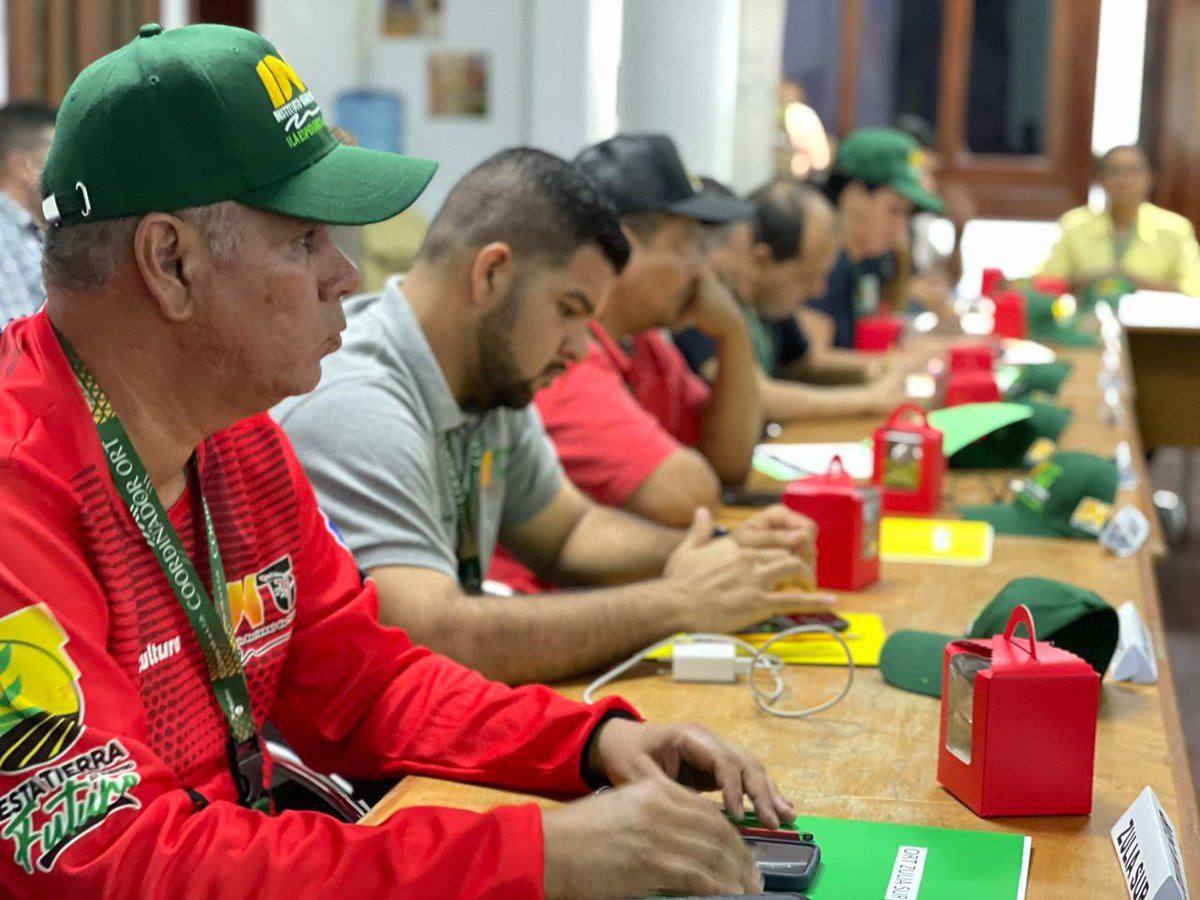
731 504 818 582
588 718 796 827
542 778 761 899
664 508 834 633
679 268 745 341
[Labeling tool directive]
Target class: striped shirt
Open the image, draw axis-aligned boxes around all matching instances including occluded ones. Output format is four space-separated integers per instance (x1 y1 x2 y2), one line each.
0 192 45 326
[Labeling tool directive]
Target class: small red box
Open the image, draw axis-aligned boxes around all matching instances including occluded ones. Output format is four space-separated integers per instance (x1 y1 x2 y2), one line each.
991 290 1027 339
938 605 1100 817
948 345 994 375
1031 275 1070 296
872 404 945 515
980 268 1005 297
854 316 903 353
944 371 1001 407
782 456 881 591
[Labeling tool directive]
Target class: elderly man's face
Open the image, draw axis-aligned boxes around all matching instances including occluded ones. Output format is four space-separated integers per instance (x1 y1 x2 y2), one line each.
192 206 359 415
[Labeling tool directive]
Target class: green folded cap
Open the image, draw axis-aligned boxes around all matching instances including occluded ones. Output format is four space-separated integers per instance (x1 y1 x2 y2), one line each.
959 450 1117 539
950 401 1073 470
880 576 1119 697
832 128 943 214
1023 291 1100 348
1005 361 1073 400
43 23 436 227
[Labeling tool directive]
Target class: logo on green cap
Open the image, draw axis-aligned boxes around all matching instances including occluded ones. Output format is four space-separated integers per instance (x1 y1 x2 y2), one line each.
254 54 325 148
1017 458 1062 514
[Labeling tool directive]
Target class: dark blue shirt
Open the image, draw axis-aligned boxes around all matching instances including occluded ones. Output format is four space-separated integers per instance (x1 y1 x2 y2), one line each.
807 251 895 349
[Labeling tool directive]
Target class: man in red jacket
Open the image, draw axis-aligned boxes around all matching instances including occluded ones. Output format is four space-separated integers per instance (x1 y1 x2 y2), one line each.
0 22 789 898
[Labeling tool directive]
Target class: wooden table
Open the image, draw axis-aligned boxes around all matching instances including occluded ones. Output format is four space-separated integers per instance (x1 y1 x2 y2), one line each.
366 336 1198 898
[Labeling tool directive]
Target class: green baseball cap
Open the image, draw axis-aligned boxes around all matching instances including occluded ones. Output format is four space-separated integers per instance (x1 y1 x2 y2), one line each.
959 450 1118 539
1005 361 1073 400
1023 291 1100 348
880 576 1118 697
950 400 1073 470
42 23 436 227
832 128 944 213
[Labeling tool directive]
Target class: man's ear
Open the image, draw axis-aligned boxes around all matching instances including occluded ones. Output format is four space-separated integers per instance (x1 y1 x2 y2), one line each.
750 241 775 267
133 213 206 322
469 242 516 310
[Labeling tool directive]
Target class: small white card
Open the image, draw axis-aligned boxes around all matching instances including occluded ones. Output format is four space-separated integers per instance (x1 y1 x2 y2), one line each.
1112 601 1159 684
1100 505 1152 558
1111 786 1189 900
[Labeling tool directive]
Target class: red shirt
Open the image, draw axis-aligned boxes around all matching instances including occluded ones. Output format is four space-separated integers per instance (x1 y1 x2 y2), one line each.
0 311 636 898
488 323 710 593
534 321 711 507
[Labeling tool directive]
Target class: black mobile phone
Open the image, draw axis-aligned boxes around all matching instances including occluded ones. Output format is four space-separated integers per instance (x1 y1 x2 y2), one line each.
746 836 821 892
720 487 783 507
746 612 850 634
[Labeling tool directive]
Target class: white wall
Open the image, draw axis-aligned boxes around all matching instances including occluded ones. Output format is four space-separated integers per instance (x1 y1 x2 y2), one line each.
258 0 532 216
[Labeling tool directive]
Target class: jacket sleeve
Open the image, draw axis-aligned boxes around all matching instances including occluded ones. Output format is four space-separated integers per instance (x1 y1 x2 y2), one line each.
0 444 635 899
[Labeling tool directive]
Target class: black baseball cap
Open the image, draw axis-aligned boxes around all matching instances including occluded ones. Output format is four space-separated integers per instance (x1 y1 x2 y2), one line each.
574 134 754 224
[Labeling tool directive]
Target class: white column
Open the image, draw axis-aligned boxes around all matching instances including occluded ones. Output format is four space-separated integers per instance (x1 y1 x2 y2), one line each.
616 0 741 182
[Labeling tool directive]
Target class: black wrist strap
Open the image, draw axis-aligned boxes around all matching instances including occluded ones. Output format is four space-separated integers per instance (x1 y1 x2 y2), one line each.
579 709 639 790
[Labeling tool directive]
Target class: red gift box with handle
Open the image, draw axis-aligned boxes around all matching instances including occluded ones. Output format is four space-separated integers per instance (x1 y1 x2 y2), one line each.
938 604 1100 817
872 403 945 514
782 455 881 591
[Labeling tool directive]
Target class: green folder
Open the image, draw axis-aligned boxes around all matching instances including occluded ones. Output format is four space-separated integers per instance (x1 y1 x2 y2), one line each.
738 812 1031 899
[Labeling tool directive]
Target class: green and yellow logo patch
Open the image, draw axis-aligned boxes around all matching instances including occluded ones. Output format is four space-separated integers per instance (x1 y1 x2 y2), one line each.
0 607 84 774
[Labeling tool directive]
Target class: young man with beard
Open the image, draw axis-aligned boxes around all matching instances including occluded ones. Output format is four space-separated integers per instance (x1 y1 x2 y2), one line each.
276 148 827 686
675 178 905 421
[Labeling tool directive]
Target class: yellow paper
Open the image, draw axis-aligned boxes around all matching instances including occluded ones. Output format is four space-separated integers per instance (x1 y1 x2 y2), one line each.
645 612 886 667
880 517 994 566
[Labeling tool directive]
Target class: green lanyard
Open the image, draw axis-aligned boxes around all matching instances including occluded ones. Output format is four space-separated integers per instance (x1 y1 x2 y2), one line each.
56 331 268 811
438 429 484 594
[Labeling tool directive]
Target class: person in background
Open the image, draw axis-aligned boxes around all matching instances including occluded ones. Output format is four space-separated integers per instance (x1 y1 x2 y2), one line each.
675 177 905 421
1039 144 1200 296
893 112 975 310
532 134 765 527
0 102 56 325
803 127 944 366
0 23 793 898
277 147 825 686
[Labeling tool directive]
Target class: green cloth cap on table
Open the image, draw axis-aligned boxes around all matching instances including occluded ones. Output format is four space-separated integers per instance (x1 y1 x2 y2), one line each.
880 576 1118 697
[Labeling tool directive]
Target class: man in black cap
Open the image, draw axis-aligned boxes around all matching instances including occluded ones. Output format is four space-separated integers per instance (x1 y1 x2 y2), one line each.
528 134 764 528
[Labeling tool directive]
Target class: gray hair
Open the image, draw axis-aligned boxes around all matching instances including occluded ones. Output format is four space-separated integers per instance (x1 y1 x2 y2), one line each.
42 200 246 292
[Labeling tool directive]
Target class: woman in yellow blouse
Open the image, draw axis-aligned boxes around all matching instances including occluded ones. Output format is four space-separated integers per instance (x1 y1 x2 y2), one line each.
1040 145 1200 296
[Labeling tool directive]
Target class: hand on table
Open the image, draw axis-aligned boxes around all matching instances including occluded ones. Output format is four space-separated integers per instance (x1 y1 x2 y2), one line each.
730 503 817 574
664 508 834 634
543 718 794 898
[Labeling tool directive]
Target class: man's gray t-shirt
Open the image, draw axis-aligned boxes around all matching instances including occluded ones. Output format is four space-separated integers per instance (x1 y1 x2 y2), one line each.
273 278 564 580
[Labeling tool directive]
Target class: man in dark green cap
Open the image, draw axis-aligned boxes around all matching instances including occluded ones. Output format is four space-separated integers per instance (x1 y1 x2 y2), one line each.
0 23 787 899
801 127 944 361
